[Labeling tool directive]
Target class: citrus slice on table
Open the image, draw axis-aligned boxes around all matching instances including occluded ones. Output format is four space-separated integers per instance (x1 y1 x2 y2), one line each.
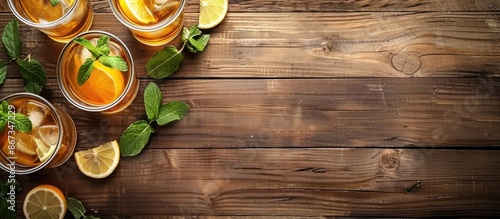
78 60 125 104
74 140 120 179
23 184 67 219
199 0 228 29
119 0 158 24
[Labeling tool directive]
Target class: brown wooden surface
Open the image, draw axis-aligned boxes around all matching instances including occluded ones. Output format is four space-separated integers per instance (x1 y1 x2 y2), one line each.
1 0 500 218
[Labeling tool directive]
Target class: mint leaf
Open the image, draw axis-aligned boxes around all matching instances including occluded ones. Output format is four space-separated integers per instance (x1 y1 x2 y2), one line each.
17 59 47 85
144 82 162 121
67 198 86 219
2 20 22 60
96 36 110 56
17 59 47 94
73 38 100 58
14 113 32 132
0 102 8 132
24 81 43 94
188 34 210 53
0 101 8 115
50 0 60 7
0 202 15 219
0 120 6 133
146 46 184 79
97 56 128 71
181 25 202 43
0 60 6 85
156 101 189 126
119 120 155 157
77 58 94 85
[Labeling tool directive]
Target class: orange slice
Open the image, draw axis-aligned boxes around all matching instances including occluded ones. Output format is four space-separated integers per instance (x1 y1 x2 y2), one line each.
119 0 158 24
23 184 67 219
78 60 125 105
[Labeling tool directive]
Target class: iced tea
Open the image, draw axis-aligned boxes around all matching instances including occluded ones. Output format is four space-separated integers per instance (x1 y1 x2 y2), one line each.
57 31 139 113
109 0 186 46
0 93 77 174
8 0 94 43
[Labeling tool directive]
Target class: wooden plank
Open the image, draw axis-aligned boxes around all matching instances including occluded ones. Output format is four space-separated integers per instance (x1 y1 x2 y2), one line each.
2 0 499 13
5 148 500 217
1 78 499 149
1 12 499 79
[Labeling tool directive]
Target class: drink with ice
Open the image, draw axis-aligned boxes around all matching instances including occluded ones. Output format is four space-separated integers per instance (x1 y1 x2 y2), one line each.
0 93 77 174
57 31 139 113
8 0 93 43
109 0 186 46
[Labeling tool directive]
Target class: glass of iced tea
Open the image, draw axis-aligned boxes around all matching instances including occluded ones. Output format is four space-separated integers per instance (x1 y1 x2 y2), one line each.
108 0 186 46
7 0 94 43
0 93 77 174
57 30 139 114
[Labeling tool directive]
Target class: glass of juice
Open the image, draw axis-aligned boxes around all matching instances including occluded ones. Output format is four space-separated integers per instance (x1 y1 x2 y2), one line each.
0 93 77 175
7 0 94 43
108 0 186 46
57 30 139 114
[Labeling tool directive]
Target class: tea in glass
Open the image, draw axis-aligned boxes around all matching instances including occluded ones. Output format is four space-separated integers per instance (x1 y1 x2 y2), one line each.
7 0 94 43
109 0 186 46
0 93 77 174
57 31 139 113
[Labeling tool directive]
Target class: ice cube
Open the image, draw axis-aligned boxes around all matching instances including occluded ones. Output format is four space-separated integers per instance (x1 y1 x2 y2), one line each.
18 101 50 129
59 0 74 14
149 0 180 19
14 132 37 156
37 125 59 147
78 38 96 63
107 41 123 57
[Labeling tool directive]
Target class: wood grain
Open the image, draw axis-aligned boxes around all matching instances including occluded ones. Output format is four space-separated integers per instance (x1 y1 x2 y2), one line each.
1 0 499 218
1 12 499 79
1 78 499 149
4 148 500 217
2 0 499 13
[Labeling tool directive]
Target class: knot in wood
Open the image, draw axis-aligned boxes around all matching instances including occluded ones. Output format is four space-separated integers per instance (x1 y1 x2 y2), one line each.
391 52 421 75
380 149 400 171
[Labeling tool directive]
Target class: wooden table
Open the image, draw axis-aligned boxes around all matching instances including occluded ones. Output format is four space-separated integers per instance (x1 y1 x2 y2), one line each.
1 0 500 217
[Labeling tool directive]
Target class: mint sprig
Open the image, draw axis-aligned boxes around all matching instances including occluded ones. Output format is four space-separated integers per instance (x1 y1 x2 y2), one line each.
67 197 100 219
0 100 32 133
50 0 60 7
119 82 189 157
73 36 128 85
1 20 47 94
0 179 21 219
146 25 210 79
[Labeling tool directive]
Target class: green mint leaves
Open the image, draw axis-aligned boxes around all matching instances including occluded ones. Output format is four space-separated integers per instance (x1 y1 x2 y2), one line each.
0 179 21 219
146 25 209 79
121 25 205 156
73 36 128 85
119 82 189 157
67 197 100 219
0 101 32 133
50 0 60 7
1 20 47 94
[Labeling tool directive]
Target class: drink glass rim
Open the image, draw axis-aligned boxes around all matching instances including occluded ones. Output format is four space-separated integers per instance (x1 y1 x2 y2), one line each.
0 92 63 175
7 0 82 28
108 0 186 32
56 30 136 113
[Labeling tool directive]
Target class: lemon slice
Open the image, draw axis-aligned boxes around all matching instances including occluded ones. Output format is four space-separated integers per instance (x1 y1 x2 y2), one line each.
23 184 67 219
199 0 228 29
34 137 57 162
119 0 158 24
74 140 120 179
